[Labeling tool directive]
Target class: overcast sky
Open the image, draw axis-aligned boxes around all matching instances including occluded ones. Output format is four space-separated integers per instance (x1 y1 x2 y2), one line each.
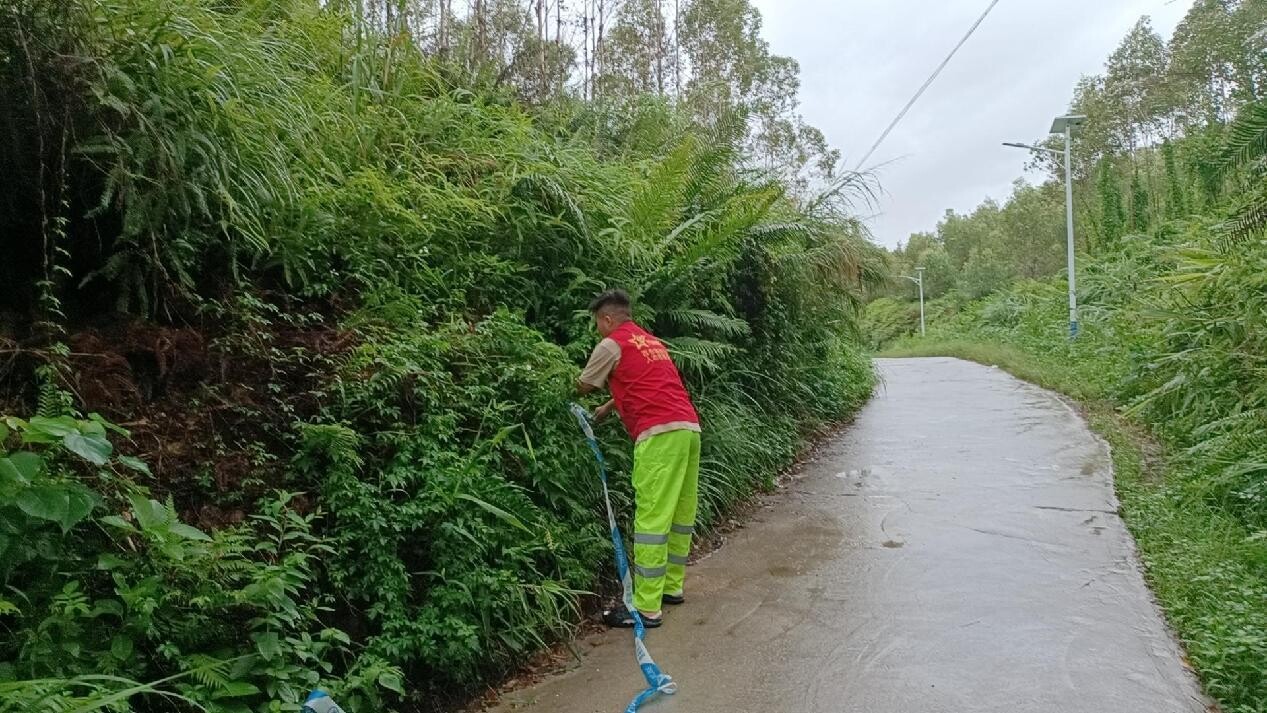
748 0 1195 248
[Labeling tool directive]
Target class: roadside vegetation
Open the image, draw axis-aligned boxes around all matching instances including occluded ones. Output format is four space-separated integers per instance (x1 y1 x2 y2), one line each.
0 0 880 710
866 4 1267 710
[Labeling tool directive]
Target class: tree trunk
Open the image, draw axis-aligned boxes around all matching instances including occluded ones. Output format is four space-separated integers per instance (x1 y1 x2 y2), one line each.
583 1 591 99
655 0 664 95
439 0 449 57
557 0 565 95
596 0 605 99
674 0 681 96
537 0 546 92
475 0 486 67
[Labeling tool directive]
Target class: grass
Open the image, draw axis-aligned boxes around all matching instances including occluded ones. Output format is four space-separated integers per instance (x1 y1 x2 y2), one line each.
879 339 1267 713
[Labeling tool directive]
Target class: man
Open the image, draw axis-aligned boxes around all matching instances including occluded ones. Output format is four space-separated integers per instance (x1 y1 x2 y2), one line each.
577 289 701 628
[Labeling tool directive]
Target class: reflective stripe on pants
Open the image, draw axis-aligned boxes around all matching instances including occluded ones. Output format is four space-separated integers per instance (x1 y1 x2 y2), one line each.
631 428 701 613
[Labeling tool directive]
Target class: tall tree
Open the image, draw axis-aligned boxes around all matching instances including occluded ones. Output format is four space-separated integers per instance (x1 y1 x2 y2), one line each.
678 0 769 122
596 0 667 98
1167 0 1267 124
1104 17 1170 151
938 200 1000 270
1069 75 1119 169
1000 181 1065 279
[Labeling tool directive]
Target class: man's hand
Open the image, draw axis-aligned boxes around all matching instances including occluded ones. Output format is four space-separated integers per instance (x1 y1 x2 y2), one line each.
593 400 616 422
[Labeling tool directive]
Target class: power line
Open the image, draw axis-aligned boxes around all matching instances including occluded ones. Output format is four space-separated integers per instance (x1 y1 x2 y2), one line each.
853 0 1003 171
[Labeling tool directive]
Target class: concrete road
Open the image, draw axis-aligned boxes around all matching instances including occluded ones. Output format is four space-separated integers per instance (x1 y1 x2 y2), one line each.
492 358 1208 712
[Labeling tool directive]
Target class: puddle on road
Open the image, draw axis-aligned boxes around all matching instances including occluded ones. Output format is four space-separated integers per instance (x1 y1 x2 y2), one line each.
834 465 885 480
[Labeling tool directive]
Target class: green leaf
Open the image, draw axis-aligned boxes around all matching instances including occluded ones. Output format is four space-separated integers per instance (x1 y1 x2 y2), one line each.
8 452 43 480
63 486 99 532
78 420 107 437
169 522 212 542
97 553 129 570
456 493 533 534
159 540 187 561
213 681 261 699
320 628 351 644
16 485 69 525
110 635 134 660
253 631 281 660
88 412 130 437
0 455 37 493
377 671 405 694
99 515 136 533
26 416 78 440
62 431 112 465
117 455 151 475
128 494 167 530
92 599 123 617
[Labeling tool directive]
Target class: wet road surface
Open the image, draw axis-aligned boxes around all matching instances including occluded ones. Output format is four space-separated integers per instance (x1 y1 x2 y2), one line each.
491 358 1208 712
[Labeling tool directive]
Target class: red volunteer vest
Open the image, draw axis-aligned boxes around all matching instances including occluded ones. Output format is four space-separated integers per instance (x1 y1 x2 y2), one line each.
608 321 699 440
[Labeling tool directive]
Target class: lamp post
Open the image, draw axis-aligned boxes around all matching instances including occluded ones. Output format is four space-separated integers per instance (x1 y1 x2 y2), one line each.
899 267 926 336
1003 113 1086 338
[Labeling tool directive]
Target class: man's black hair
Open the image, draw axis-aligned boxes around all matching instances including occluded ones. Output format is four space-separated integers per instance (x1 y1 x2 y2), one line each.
588 288 632 314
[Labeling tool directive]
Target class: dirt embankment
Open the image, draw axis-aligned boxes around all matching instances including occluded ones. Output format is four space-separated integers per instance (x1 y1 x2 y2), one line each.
1 311 354 528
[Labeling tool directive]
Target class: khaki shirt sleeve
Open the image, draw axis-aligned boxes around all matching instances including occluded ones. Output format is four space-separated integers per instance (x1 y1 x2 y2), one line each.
579 338 621 389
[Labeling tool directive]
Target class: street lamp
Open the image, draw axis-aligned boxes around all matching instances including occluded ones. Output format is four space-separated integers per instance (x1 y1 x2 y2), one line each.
899 266 926 336
1003 113 1086 338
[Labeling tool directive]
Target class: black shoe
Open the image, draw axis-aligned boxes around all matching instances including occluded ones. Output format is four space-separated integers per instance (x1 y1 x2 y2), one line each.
603 607 663 628
662 593 685 606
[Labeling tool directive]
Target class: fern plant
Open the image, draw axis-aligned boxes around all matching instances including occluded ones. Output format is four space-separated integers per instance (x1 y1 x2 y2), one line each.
1217 98 1267 243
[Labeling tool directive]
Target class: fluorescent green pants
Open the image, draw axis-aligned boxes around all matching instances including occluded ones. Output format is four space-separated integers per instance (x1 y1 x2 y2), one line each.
631 428 701 613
